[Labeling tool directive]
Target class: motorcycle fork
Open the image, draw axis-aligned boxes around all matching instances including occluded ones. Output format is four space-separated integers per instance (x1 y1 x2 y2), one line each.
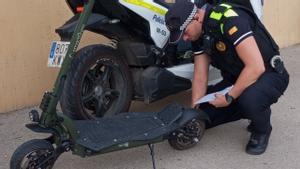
38 0 95 139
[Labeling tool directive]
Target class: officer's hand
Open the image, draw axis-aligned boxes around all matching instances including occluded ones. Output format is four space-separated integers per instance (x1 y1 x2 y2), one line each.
209 93 230 108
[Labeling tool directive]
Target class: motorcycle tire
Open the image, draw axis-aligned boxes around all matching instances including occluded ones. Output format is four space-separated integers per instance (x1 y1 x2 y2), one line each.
10 139 55 169
60 45 133 119
168 119 206 150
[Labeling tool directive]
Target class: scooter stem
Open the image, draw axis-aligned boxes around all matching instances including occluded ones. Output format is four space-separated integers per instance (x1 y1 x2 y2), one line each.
39 0 95 127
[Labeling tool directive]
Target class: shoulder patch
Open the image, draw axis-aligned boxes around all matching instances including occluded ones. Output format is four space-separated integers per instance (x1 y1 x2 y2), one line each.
228 26 238 36
216 41 226 52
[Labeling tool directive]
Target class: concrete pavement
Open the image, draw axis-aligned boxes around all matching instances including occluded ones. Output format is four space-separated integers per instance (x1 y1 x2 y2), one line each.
0 44 299 169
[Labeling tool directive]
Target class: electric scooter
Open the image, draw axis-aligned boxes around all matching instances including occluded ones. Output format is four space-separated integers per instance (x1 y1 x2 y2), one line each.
10 1 209 168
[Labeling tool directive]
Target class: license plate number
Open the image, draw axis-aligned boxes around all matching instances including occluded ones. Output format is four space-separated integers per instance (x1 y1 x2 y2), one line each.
47 41 70 67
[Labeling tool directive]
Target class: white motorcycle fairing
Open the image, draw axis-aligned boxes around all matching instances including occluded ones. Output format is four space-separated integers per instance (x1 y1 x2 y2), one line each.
119 0 170 49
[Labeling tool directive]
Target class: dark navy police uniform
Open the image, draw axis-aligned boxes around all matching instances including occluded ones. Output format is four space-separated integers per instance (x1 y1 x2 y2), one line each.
192 3 289 134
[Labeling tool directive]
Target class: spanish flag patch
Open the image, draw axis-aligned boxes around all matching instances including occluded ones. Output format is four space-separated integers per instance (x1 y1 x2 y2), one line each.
228 26 238 36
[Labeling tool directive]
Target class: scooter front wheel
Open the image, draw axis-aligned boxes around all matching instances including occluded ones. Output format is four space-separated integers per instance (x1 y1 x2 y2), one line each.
10 139 55 169
168 119 206 150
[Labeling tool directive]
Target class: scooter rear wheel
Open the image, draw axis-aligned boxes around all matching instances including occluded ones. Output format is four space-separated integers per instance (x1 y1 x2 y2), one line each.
168 119 206 150
10 139 55 169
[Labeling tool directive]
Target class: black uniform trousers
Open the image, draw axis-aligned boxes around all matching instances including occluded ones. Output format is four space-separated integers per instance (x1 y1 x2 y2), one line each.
199 67 289 134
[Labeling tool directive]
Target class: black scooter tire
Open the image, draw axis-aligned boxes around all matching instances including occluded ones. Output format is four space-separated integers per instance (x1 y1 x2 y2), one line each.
10 139 55 169
60 45 133 119
168 119 206 150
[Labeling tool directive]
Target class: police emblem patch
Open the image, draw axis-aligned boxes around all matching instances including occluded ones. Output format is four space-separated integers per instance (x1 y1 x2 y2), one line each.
216 41 226 52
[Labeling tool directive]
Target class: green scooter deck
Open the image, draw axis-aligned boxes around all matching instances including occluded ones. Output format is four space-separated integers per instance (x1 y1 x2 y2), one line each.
74 104 184 151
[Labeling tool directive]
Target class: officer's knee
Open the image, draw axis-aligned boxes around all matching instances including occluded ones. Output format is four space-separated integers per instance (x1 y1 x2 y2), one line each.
238 89 266 117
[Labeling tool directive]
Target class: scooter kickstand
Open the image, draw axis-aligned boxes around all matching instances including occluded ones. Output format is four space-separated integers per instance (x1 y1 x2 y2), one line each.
148 144 156 169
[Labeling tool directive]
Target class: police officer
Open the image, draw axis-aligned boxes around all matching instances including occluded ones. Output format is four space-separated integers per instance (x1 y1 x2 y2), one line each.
165 1 289 155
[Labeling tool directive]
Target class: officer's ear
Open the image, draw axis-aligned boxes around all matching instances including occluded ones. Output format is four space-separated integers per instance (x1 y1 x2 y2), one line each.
194 10 203 24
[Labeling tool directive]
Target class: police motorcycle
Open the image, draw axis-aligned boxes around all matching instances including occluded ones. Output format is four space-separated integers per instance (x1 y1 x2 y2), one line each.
10 0 264 168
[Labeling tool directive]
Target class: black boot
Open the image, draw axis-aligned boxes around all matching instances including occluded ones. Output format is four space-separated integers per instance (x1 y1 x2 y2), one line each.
246 129 272 155
247 122 253 132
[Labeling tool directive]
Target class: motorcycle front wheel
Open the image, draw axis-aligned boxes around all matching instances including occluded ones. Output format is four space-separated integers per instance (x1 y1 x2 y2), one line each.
60 45 133 119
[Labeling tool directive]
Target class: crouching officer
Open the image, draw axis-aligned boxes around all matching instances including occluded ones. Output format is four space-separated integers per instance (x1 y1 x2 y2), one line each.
165 1 289 155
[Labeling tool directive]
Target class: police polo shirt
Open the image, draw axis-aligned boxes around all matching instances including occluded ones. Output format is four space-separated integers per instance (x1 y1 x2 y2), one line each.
192 5 255 56
191 4 261 82
192 4 279 83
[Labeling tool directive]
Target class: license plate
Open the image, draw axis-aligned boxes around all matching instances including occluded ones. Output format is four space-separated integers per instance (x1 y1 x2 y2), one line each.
47 41 70 67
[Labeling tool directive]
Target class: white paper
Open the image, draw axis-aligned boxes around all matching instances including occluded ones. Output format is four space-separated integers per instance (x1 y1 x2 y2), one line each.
195 85 233 104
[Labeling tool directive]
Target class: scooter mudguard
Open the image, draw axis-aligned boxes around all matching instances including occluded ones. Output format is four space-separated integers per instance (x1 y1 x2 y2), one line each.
175 108 210 127
25 123 59 136
74 103 208 151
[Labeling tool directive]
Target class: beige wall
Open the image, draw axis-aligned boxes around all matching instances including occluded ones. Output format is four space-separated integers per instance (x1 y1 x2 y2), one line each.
264 0 300 47
0 1 107 113
0 0 299 113
0 1 69 113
